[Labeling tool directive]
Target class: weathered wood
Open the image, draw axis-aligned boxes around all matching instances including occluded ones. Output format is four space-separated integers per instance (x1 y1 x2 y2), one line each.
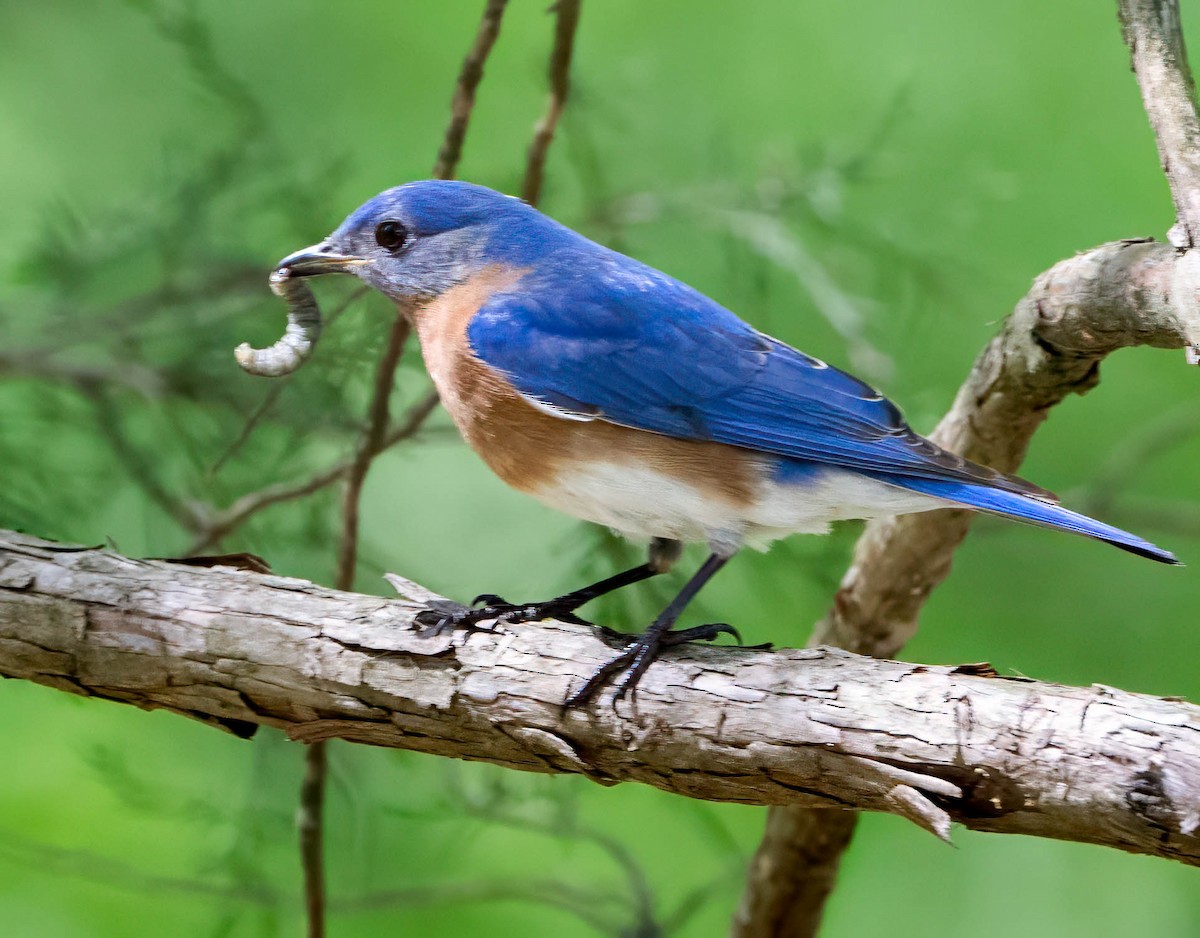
737 5 1200 929
1120 0 1200 249
734 234 1200 934
1 530 1197 865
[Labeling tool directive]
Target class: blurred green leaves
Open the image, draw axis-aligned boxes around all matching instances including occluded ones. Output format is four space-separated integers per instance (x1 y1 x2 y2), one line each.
1 2 1198 936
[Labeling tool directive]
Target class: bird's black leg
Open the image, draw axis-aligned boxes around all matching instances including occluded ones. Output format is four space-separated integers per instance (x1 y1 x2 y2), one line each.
566 552 731 707
414 538 682 634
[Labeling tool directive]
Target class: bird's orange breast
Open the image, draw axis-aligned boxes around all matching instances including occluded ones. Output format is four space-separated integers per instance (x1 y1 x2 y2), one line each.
408 266 761 513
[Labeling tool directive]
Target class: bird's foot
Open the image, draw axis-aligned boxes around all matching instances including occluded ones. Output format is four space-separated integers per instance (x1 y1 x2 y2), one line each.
566 622 765 708
413 592 592 637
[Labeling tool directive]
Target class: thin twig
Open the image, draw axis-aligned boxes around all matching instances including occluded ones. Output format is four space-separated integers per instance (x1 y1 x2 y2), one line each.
210 285 369 478
456 797 657 930
0 350 165 397
659 865 745 936
432 0 511 180
187 460 346 555
334 314 412 591
299 736 327 938
336 879 625 931
1100 496 1200 537
381 387 442 448
1080 401 1200 516
87 385 207 533
185 387 439 555
301 313 413 938
522 0 583 206
0 827 624 930
1119 0 1200 247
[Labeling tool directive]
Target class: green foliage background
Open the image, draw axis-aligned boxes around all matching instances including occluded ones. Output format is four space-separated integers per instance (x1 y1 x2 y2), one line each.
1 1 1198 935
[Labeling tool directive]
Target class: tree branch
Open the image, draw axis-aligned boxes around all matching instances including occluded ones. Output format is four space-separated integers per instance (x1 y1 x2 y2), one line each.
733 22 1200 928
334 313 412 591
290 1 518 925
730 810 856 938
734 236 1200 933
298 729 327 936
431 0 510 181
814 238 1200 659
0 530 1197 867
296 310 416 938
186 388 440 555
1119 0 1200 249
522 0 582 206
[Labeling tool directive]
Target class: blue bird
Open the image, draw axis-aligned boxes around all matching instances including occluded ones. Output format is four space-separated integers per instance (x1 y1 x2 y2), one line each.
274 180 1177 704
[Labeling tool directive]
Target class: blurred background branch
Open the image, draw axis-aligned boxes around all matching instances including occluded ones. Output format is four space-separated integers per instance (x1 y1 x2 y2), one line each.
295 0 587 932
522 0 582 206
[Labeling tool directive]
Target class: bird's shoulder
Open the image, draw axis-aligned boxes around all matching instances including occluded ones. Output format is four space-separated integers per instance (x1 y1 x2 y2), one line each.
466 243 885 418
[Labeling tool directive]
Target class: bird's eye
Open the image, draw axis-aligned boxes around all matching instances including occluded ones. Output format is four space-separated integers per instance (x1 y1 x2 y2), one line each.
375 220 408 251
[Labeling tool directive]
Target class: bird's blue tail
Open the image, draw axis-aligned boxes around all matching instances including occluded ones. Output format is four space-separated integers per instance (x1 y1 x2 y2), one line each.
864 472 1180 565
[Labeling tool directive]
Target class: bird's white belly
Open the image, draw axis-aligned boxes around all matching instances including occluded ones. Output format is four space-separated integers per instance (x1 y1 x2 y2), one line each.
530 460 946 553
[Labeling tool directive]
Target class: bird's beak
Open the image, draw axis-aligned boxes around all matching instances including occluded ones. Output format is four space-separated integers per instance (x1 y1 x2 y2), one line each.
274 241 370 277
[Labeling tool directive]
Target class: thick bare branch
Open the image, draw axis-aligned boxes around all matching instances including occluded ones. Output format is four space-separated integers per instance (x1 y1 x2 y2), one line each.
815 240 1200 653
1119 0 1200 248
1 530 1197 867
815 238 1200 659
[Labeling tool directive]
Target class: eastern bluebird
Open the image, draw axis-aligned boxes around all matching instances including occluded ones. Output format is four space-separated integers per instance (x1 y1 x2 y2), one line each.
270 180 1177 704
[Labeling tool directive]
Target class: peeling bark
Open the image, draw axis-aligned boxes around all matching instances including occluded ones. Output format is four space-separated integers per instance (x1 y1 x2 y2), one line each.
0 530 1197 866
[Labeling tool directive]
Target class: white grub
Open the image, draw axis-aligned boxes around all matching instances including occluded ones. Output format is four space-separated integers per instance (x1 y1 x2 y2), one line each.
235 268 323 377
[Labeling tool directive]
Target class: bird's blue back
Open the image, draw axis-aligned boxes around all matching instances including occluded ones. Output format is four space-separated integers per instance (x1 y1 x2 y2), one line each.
467 215 1047 497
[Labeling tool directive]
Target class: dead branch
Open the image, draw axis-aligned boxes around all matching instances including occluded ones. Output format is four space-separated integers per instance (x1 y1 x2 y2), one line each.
813 238 1200 661
0 530 1197 867
734 244 1200 936
186 388 440 555
735 10 1200 928
735 246 1200 933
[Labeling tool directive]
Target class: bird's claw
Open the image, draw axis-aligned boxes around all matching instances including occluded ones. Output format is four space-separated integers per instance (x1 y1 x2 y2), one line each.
662 621 740 646
663 623 773 651
414 593 593 637
413 599 496 637
566 621 752 708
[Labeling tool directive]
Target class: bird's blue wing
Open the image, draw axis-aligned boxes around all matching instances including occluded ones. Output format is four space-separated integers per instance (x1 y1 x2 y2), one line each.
467 253 1049 497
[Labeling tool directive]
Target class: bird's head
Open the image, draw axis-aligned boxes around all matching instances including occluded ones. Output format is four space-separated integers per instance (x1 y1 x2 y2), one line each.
275 180 559 302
